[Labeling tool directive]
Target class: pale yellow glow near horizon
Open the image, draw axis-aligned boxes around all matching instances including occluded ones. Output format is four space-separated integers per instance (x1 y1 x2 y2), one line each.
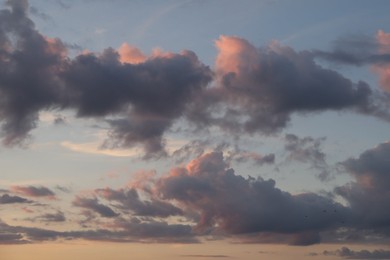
2 240 389 260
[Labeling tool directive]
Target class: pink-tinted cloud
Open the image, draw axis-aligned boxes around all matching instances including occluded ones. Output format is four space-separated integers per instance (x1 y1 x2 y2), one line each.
11 186 55 199
215 35 259 76
155 152 347 243
0 0 387 158
336 141 390 232
189 35 374 136
118 43 146 64
44 37 68 59
0 194 31 204
373 30 390 91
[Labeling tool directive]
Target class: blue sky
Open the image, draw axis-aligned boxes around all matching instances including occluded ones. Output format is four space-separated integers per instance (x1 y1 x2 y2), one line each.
1 0 390 259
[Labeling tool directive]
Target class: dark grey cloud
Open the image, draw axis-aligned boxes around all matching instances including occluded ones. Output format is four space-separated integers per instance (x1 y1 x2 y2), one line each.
112 217 195 242
313 34 390 66
0 2 389 158
155 152 348 243
0 231 27 244
73 196 119 218
0 1 212 156
187 36 379 137
2 145 390 244
336 142 390 231
313 32 390 93
323 247 390 259
11 186 55 198
95 187 182 218
24 211 66 223
58 47 211 158
0 0 65 146
36 211 66 223
0 193 31 204
59 47 211 158
0 216 196 244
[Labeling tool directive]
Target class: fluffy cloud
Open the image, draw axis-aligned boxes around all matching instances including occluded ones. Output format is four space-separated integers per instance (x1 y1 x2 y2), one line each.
187 36 375 136
0 1 212 156
1 145 390 244
154 152 347 244
336 142 390 231
0 0 66 146
314 30 390 92
0 1 389 158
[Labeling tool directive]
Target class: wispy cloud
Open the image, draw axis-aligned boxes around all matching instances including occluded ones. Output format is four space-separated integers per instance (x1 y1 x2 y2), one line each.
61 141 137 157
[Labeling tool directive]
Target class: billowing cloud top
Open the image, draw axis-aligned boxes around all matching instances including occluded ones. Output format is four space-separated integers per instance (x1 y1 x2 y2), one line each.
0 0 389 157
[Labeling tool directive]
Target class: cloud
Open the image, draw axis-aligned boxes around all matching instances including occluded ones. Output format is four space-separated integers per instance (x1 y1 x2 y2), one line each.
154 152 347 243
0 0 67 146
61 47 212 157
225 147 275 166
39 211 66 222
284 134 330 180
1 145 390 244
61 140 137 157
11 186 55 198
26 211 66 223
0 231 27 244
187 36 376 136
0 215 196 244
171 139 210 164
171 140 275 166
374 30 390 91
118 43 146 64
323 247 390 259
112 218 195 242
95 187 183 218
0 1 212 156
73 196 119 218
336 142 390 231
0 194 31 204
0 2 389 158
313 30 390 92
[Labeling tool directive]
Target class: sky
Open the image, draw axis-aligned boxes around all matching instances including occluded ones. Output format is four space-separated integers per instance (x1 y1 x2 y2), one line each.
0 0 390 259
